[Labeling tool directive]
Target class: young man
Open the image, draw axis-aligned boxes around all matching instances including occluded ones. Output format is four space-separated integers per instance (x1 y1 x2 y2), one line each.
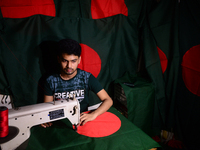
41 39 113 128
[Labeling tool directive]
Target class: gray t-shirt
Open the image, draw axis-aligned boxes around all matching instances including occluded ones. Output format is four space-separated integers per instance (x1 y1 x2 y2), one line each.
44 69 103 112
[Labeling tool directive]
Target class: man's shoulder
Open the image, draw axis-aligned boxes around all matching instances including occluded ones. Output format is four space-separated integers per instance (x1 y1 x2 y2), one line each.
46 74 60 81
77 69 91 77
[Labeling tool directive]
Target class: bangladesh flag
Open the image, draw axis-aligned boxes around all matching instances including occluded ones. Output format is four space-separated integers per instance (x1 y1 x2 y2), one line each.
176 0 200 149
0 0 141 108
144 0 179 129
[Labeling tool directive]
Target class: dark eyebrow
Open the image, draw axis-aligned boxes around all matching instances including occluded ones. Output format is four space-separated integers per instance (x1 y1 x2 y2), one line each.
61 58 77 62
61 58 67 61
71 59 78 61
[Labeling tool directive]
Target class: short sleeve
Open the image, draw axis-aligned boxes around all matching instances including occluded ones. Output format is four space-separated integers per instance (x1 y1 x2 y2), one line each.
88 74 103 93
44 79 54 96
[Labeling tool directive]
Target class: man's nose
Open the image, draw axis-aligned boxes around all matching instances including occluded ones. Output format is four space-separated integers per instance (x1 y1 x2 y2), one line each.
66 61 71 68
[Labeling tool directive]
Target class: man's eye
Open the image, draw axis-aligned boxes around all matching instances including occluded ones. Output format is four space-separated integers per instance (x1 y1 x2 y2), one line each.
72 60 76 63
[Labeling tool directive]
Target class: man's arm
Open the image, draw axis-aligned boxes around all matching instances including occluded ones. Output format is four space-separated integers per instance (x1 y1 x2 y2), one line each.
80 89 113 125
44 95 54 102
41 95 54 128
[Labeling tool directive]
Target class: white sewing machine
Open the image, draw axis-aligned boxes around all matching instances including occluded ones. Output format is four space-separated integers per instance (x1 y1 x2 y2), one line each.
0 97 80 150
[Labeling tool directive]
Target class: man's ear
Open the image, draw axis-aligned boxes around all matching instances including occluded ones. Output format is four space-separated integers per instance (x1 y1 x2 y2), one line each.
78 56 81 64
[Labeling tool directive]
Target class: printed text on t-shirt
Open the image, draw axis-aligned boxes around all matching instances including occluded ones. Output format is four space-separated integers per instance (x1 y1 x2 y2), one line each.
54 89 84 101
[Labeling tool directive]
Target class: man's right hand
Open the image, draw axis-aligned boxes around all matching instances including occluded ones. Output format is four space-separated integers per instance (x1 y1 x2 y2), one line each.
41 122 53 128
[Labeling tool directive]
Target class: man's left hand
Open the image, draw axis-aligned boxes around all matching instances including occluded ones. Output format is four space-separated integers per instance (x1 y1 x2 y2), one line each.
80 112 97 126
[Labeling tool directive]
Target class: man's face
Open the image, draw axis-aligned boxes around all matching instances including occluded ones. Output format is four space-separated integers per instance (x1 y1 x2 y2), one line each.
58 53 81 76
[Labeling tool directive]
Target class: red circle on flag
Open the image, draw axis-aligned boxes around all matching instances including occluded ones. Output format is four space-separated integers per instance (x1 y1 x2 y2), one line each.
157 46 168 74
182 45 200 96
91 0 128 19
77 112 121 137
78 44 101 77
0 0 55 18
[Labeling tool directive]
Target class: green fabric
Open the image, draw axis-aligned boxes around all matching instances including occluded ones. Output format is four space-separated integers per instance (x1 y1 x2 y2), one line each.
26 107 160 150
0 14 139 107
1 1 198 147
140 19 166 130
175 0 200 149
0 47 9 94
0 0 143 107
114 72 156 136
147 0 179 129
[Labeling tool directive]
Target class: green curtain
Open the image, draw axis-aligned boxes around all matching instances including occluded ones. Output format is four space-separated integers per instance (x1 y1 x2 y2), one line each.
1 1 200 148
143 0 179 129
176 0 200 149
0 0 141 108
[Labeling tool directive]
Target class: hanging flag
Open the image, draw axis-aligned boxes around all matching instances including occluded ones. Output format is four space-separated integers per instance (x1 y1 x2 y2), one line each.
0 0 140 108
0 0 56 18
146 0 179 129
177 0 200 149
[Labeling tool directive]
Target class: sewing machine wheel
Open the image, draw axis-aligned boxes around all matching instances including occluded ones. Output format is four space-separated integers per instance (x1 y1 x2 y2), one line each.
0 126 19 144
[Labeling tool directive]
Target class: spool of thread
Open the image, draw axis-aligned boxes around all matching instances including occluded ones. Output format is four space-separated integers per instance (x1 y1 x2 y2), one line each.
0 106 9 138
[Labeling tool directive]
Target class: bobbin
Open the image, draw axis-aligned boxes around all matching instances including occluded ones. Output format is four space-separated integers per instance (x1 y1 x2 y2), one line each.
0 106 9 138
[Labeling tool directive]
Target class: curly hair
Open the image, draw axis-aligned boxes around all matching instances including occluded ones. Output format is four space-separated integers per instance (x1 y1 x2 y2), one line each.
57 39 81 57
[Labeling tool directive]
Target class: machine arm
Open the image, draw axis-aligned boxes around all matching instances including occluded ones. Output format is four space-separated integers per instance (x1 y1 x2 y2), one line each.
0 98 80 150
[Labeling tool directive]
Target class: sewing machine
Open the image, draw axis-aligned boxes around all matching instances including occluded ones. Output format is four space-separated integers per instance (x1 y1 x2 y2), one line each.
0 97 80 150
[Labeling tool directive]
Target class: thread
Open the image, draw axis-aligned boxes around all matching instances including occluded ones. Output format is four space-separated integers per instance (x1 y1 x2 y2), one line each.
0 106 9 138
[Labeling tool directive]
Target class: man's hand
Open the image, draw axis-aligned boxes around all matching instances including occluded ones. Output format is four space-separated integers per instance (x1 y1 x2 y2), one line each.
80 112 97 126
80 89 113 126
42 95 54 128
41 122 53 128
